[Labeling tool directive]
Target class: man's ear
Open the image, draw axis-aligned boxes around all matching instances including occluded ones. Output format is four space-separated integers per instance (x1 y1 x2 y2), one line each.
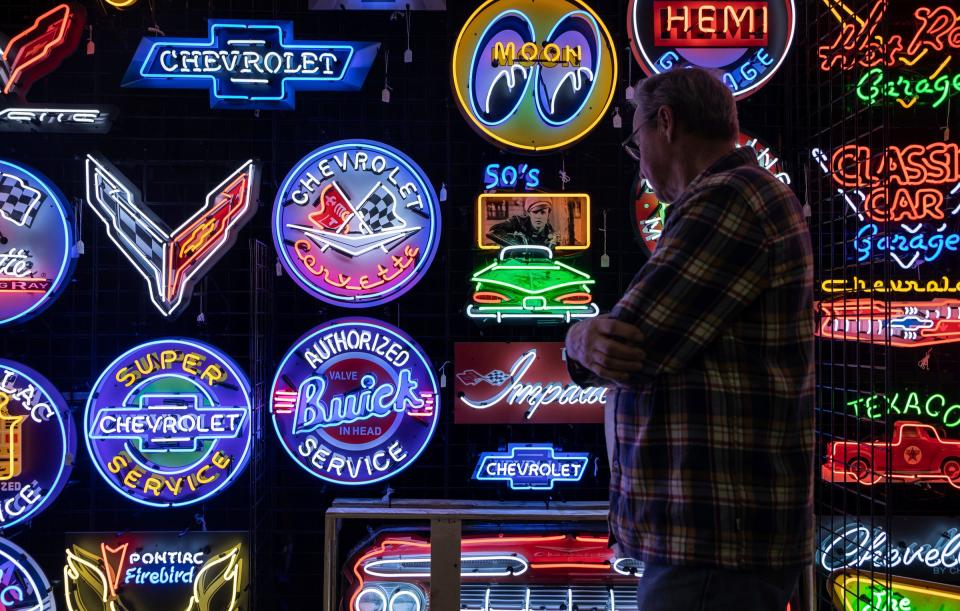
658 105 675 143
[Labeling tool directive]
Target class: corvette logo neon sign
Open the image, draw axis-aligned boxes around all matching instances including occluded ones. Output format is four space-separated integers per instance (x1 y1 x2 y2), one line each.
122 19 379 110
84 153 260 318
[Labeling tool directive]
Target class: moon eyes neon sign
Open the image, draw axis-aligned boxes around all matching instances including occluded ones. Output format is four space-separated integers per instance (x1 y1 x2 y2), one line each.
85 339 252 507
273 140 441 308
452 0 618 153
270 318 439 486
628 0 796 98
0 359 76 530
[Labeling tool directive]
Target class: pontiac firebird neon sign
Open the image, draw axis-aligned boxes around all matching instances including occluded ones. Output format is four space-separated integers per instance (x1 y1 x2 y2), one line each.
122 20 379 110
816 298 960 347
84 153 260 317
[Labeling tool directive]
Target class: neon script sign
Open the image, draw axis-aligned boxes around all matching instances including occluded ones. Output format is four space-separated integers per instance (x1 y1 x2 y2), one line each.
65 531 248 611
0 360 75 529
629 0 795 98
271 318 439 486
85 154 260 317
452 0 618 152
0 538 55 610
473 444 589 490
816 298 960 347
454 342 606 424
122 19 378 110
0 159 75 325
847 391 960 430
484 163 541 190
273 140 441 308
85 339 252 507
818 522 960 578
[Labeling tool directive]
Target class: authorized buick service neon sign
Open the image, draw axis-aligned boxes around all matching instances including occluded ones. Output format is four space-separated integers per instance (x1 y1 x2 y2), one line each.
85 339 252 507
122 19 379 110
271 318 439 485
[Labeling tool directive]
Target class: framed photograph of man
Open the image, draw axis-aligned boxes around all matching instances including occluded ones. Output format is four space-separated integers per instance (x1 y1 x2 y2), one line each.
476 193 591 252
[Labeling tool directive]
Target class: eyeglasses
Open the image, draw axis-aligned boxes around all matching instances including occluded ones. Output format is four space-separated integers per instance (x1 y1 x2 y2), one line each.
621 125 643 163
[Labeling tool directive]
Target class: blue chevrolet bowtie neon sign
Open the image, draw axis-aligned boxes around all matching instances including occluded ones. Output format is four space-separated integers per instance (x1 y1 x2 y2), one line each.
473 444 589 490
122 20 379 110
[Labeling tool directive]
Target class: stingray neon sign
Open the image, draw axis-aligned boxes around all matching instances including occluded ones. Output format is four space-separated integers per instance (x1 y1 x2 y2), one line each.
819 0 960 110
122 19 378 110
84 339 253 507
84 154 260 318
629 0 795 97
0 4 116 133
64 531 248 611
816 298 960 347
474 444 588 490
451 0 618 152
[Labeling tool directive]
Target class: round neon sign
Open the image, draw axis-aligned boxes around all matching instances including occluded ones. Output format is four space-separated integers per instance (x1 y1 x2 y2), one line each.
0 159 74 326
0 538 55 609
0 359 75 530
628 0 796 98
85 339 252 507
273 140 441 308
452 0 618 152
271 318 440 486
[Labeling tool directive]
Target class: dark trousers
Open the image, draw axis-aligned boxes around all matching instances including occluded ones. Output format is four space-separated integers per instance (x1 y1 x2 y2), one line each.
636 563 800 611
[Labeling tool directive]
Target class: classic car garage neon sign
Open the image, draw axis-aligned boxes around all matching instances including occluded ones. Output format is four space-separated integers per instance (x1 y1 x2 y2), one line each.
0 537 55 609
452 0 618 152
0 159 75 326
273 140 441 308
85 339 252 507
271 318 439 485
0 359 75 530
122 19 379 110
629 0 795 97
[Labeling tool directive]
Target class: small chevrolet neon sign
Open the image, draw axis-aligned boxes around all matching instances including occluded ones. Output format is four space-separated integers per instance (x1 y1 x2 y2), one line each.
122 20 379 110
473 444 589 490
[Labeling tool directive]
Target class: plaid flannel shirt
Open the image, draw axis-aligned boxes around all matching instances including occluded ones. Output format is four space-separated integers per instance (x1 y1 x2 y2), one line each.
571 147 814 569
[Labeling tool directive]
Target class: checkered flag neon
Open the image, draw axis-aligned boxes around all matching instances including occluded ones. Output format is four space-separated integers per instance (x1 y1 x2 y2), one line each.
356 181 403 233
0 172 42 227
456 368 510 387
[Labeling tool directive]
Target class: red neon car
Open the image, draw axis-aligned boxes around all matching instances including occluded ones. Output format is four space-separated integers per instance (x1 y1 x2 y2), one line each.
343 533 643 611
822 420 960 487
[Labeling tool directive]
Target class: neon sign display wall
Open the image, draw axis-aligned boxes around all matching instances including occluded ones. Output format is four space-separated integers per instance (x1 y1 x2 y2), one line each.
0 159 75 326
84 154 260 318
451 0 618 153
0 359 75 530
273 140 441 308
818 0 960 110
271 318 439 486
0 537 55 610
65 531 248 611
473 444 589 490
454 342 606 423
85 339 252 508
628 0 796 98
468 245 598 324
811 144 960 269
816 298 960 347
122 19 379 110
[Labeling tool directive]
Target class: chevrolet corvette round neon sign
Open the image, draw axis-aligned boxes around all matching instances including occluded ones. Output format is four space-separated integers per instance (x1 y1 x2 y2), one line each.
270 318 439 485
85 339 252 507
629 0 796 98
0 160 74 326
452 0 618 153
273 140 441 308
0 359 75 529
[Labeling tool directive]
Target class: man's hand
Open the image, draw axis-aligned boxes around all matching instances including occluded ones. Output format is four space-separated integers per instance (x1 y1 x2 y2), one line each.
565 315 647 383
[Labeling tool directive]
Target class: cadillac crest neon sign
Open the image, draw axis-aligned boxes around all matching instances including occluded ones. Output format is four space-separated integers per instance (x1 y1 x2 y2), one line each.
0 359 76 529
0 159 75 326
451 0 618 153
85 339 252 507
629 0 796 98
122 20 379 110
84 154 260 318
473 444 589 490
273 140 441 308
270 318 439 485
0 538 55 609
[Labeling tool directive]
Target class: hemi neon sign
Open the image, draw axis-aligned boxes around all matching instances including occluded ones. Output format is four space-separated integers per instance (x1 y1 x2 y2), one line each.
653 1 769 47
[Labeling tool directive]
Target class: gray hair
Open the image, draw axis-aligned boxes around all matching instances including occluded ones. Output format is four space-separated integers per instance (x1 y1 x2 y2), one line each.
631 68 738 142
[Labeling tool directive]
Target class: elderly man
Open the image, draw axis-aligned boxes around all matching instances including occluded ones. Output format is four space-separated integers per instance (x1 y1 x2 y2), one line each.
565 68 814 610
